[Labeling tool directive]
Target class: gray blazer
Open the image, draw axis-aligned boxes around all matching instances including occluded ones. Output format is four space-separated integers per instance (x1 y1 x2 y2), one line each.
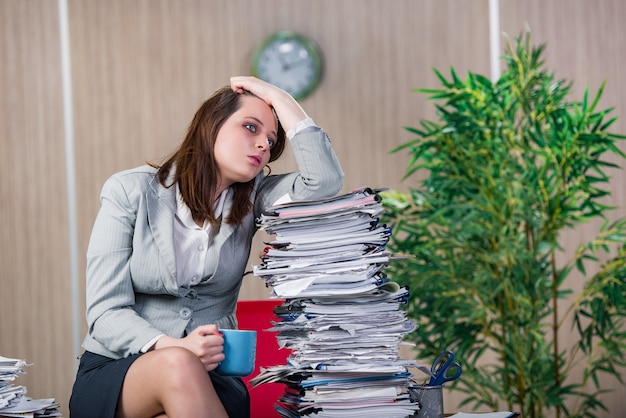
81 130 344 359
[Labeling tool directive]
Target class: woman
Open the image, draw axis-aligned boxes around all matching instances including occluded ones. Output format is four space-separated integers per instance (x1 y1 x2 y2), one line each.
69 76 344 418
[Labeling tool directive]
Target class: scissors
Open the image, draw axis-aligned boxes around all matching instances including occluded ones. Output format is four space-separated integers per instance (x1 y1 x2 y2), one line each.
428 350 462 386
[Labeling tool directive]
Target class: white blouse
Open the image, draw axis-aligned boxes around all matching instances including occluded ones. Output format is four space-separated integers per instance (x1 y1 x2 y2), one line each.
174 184 228 287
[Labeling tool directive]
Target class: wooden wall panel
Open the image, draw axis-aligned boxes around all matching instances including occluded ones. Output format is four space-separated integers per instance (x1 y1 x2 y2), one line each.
2 0 625 416
0 0 74 412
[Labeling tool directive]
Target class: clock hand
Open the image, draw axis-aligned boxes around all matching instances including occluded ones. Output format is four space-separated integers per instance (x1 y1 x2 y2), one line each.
280 56 312 72
277 54 291 71
287 59 311 69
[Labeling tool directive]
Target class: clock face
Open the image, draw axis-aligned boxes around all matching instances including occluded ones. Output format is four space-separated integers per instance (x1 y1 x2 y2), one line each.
252 32 322 100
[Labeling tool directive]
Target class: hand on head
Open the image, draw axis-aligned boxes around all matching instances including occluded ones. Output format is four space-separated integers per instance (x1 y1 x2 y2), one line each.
230 76 308 132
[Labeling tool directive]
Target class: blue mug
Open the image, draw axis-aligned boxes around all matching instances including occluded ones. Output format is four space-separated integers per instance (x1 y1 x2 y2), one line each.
215 329 257 376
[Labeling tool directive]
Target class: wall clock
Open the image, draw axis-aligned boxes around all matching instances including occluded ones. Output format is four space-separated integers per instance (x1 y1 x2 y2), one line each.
251 31 323 100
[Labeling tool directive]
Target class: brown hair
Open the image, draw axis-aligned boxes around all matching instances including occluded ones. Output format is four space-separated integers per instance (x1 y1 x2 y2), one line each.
151 87 286 225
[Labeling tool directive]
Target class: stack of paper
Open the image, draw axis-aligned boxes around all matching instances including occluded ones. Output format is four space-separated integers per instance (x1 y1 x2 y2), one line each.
251 188 421 418
0 355 60 417
0 356 27 410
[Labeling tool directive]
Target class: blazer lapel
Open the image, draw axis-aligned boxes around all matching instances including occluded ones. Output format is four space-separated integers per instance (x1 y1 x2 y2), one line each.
199 188 239 285
211 188 236 251
146 174 179 294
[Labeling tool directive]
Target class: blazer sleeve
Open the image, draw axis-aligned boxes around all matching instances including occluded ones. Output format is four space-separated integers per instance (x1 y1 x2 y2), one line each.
255 129 344 212
85 174 164 357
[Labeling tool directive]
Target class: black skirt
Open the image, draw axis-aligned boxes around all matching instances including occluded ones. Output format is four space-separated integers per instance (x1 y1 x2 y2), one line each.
69 351 250 418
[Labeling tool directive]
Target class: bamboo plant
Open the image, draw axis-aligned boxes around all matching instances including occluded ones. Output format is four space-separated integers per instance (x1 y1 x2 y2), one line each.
382 32 626 418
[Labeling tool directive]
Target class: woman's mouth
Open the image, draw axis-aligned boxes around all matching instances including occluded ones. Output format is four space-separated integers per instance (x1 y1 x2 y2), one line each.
248 155 261 167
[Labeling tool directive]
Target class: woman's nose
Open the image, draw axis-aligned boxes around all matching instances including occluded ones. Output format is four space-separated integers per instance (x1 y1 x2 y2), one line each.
257 138 269 151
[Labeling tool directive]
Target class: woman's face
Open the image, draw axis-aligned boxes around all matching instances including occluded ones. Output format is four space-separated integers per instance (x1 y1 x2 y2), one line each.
213 95 278 191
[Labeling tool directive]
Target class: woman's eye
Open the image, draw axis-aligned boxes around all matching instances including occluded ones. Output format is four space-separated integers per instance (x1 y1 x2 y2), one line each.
266 138 276 148
244 123 256 133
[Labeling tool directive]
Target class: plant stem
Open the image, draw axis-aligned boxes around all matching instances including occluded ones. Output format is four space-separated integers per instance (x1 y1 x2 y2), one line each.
551 249 561 418
498 292 514 412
